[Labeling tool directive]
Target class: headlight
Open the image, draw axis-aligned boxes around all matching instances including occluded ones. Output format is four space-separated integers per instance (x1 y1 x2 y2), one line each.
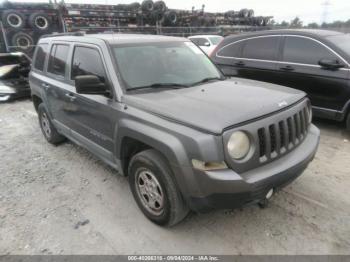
227 131 251 160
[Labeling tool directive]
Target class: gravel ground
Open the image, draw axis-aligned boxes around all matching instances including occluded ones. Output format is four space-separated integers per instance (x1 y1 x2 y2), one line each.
0 100 349 255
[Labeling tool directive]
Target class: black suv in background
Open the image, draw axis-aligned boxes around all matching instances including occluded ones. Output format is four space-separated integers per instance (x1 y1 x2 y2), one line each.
211 29 350 130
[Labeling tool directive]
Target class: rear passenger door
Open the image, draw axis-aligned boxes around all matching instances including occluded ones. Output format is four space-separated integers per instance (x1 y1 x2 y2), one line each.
234 36 281 83
64 44 117 162
276 36 349 113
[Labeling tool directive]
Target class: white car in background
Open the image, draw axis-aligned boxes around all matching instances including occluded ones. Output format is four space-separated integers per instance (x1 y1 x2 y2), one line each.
188 35 224 55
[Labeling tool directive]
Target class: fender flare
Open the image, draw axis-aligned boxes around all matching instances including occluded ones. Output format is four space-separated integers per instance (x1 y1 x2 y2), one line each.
114 118 193 198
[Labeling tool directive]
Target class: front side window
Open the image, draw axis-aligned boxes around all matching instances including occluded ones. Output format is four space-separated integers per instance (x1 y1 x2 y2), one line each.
47 44 69 77
71 46 107 83
283 36 337 65
34 43 48 71
326 34 350 58
241 36 280 61
112 41 222 90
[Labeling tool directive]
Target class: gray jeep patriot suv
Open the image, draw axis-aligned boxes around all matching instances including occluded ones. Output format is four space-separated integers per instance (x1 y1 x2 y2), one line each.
29 33 320 226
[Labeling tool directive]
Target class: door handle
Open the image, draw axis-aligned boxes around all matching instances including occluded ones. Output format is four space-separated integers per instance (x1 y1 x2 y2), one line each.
235 61 245 66
65 93 76 101
280 65 295 71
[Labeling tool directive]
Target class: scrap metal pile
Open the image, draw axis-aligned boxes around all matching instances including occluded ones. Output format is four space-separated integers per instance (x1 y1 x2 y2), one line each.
0 0 272 56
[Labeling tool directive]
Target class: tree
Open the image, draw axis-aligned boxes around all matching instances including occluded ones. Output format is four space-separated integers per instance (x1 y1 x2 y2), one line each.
307 22 319 28
290 16 303 28
279 20 290 27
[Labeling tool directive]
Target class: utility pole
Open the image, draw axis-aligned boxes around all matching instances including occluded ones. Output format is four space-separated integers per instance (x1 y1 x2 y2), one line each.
321 0 331 24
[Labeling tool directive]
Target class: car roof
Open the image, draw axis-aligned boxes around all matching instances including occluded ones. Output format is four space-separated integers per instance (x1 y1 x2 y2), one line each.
40 33 189 45
227 29 343 39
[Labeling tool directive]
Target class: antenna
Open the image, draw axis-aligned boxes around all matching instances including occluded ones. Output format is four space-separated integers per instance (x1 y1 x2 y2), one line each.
321 0 331 24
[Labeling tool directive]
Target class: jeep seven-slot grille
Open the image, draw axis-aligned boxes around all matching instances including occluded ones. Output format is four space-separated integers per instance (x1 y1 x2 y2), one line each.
257 106 310 161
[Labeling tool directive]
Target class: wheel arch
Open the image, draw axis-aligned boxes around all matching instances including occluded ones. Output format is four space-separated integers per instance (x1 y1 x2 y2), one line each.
115 119 192 198
32 94 43 112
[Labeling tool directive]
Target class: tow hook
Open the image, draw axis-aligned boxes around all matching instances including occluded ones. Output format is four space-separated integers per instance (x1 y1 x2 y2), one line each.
258 188 274 209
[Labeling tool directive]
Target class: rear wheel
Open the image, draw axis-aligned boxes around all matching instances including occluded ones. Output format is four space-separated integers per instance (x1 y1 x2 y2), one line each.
128 149 189 226
38 104 66 145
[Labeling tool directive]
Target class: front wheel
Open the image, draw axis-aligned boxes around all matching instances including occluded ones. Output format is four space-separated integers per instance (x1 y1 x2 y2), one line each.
128 149 189 226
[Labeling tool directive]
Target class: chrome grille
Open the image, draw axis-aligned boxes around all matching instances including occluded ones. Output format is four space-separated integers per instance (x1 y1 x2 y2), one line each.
257 105 310 162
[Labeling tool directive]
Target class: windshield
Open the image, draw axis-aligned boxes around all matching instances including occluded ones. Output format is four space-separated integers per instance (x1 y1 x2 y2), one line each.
209 36 223 45
112 41 222 90
327 34 350 55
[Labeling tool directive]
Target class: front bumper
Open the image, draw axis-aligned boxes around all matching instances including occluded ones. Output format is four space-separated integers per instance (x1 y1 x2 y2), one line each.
186 124 320 212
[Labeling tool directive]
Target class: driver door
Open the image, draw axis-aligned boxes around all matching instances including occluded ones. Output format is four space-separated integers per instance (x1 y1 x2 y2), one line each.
64 44 117 162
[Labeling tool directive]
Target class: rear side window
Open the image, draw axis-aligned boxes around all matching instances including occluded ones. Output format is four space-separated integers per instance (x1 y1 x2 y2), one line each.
216 41 243 57
34 43 48 71
283 36 337 65
47 44 69 77
241 36 280 60
71 46 107 83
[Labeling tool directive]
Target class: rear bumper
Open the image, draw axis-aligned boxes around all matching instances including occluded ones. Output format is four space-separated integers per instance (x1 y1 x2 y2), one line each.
186 124 320 212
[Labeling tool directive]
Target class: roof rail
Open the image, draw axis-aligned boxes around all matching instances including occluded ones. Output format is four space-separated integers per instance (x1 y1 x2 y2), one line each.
40 32 85 39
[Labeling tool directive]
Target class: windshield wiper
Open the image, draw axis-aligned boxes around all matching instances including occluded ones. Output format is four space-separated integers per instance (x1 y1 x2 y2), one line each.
130 83 189 91
190 77 225 87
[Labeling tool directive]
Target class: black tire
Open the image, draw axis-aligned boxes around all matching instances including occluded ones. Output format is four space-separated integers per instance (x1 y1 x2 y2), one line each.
225 10 235 19
239 9 249 18
154 1 167 14
11 32 34 53
38 104 66 145
128 149 189 226
1 10 25 30
141 0 154 12
164 10 177 25
28 13 51 32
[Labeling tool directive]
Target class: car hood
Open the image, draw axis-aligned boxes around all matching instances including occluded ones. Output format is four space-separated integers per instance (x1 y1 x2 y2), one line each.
122 78 306 134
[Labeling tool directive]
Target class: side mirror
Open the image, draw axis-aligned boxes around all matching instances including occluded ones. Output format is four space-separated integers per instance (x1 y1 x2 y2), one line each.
318 59 345 70
202 42 211 47
75 75 110 96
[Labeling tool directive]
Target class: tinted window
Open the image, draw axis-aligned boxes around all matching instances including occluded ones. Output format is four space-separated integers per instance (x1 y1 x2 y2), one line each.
283 36 337 65
34 44 48 71
191 38 209 46
327 34 350 55
48 44 69 76
71 46 106 83
217 41 243 57
241 36 280 60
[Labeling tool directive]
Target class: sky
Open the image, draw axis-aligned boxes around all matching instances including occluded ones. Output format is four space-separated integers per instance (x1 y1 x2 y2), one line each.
4 0 350 24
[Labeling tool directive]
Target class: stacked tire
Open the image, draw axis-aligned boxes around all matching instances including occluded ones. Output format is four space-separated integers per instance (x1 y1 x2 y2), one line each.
1 10 52 53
